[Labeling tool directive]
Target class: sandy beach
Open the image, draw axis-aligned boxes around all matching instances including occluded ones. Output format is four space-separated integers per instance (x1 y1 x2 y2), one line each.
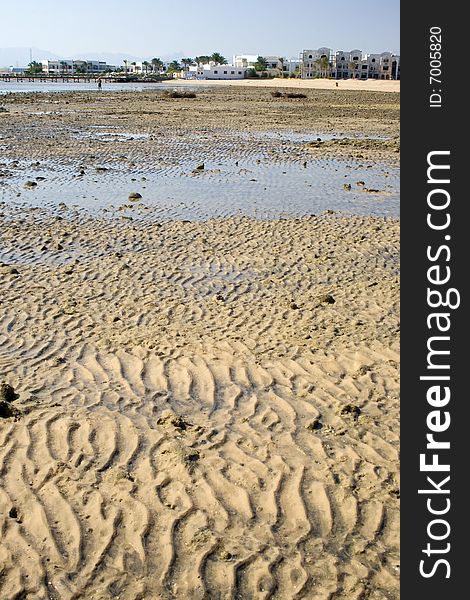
0 85 399 599
165 77 400 93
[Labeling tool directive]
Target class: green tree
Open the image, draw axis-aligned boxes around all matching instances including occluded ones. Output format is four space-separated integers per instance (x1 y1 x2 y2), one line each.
349 61 359 79
254 56 268 71
210 52 227 65
142 60 150 74
167 60 181 73
315 56 331 78
151 57 163 73
25 61 43 75
181 58 194 71
195 55 211 65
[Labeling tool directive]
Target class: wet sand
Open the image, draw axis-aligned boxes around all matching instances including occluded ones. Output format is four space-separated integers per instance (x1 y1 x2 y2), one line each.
0 86 399 599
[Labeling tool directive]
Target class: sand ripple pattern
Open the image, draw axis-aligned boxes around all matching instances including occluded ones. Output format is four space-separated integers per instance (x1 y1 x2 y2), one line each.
1 213 399 599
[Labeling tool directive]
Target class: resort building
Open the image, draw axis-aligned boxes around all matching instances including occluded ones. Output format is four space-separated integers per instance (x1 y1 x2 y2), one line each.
300 48 334 78
203 65 249 80
233 54 258 68
301 48 400 80
233 54 300 76
41 60 117 74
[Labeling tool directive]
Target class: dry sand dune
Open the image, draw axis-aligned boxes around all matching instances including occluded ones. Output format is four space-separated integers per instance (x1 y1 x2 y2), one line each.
0 87 399 599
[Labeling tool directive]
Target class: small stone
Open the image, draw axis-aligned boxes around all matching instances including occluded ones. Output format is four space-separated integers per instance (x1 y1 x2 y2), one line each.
0 382 19 403
306 418 322 431
0 400 19 419
318 294 335 304
24 180 37 188
343 183 351 191
194 162 204 171
356 181 365 186
9 507 18 519
0 265 19 275
128 192 142 201
339 404 361 419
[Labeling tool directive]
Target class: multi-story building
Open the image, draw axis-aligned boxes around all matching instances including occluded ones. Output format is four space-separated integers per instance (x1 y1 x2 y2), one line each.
300 48 334 78
41 60 117 74
302 49 400 80
330 49 362 79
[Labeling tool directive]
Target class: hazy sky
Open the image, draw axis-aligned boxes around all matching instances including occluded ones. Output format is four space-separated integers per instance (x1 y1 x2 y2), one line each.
2 0 399 58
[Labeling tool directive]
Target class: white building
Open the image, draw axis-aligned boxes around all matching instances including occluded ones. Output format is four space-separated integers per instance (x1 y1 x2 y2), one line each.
203 65 249 80
300 48 334 78
41 60 117 74
303 49 400 80
233 54 258 68
234 54 300 76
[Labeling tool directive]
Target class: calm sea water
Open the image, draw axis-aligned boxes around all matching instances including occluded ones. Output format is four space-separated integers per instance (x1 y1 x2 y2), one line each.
0 81 208 94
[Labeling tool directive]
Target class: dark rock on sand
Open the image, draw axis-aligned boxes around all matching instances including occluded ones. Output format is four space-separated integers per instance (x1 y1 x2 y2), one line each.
306 418 323 431
0 401 20 419
128 192 142 201
0 382 19 403
24 181 37 188
339 403 361 419
157 412 191 431
0 264 19 275
318 294 335 304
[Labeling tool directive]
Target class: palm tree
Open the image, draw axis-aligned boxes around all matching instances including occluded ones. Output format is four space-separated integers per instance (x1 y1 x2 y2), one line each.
60 61 67 75
25 61 43 75
181 58 194 71
316 56 331 78
167 60 181 73
278 56 285 77
151 57 163 73
142 60 150 74
210 52 227 65
123 59 129 74
195 55 211 66
254 56 268 71
349 61 359 79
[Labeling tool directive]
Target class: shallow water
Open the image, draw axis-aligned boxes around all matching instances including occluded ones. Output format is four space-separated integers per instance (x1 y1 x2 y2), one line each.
0 153 399 220
0 81 209 95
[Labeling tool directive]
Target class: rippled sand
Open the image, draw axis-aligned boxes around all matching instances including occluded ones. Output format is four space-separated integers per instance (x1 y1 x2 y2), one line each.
0 87 399 600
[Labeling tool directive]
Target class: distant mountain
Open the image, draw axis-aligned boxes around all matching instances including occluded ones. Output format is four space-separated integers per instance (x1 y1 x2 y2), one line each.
1 47 192 69
63 52 143 66
0 47 58 67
